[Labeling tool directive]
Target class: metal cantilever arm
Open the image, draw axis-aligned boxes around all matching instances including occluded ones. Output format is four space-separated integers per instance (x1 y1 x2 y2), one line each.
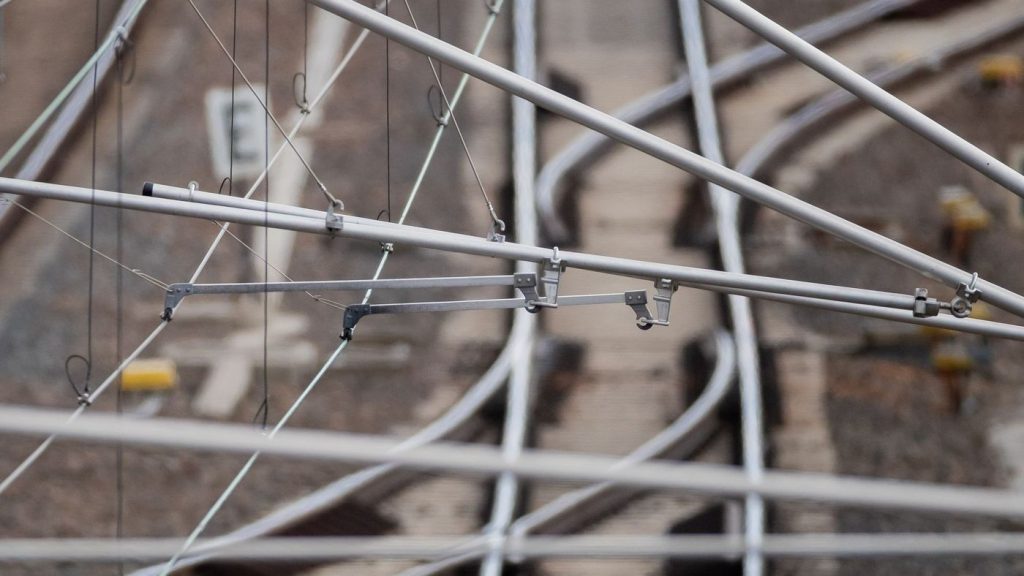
341 292 649 340
160 275 524 320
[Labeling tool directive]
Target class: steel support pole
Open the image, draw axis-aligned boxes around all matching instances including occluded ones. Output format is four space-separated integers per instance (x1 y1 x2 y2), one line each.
704 0 1024 203
9 533 1024 562
308 0 1024 319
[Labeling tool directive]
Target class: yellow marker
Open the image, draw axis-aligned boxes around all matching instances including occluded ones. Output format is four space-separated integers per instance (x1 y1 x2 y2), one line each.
121 359 178 392
979 55 1024 84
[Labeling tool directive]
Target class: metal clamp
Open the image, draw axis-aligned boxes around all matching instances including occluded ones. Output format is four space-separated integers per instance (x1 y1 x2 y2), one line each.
513 273 542 312
535 248 565 309
325 202 344 235
912 288 941 318
161 283 195 321
649 278 677 326
950 273 982 319
625 290 654 330
341 304 372 340
487 220 506 243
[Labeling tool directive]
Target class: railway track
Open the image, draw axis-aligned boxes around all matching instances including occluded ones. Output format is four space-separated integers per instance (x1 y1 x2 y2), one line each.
5 1 1018 575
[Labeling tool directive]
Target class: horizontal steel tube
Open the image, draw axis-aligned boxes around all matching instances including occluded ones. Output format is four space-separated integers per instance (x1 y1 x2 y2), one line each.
724 285 1024 342
309 0 1024 319
366 293 626 315
3 404 1024 518
183 275 516 296
6 533 1024 562
147 182 465 243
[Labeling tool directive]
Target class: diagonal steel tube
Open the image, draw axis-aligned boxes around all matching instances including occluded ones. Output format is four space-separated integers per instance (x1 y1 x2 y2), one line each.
308 0 1024 320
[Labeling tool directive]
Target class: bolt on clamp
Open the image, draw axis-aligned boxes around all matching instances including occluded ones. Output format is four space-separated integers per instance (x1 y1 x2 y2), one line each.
912 288 941 318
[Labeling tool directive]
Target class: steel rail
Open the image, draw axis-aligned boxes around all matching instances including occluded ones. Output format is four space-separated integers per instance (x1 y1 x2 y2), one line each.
11 533 1024 562
734 13 1024 180
535 0 914 241
680 2 765 575
6 405 1024 518
308 0 1024 321
481 1 539 574
705 0 1024 205
404 331 737 576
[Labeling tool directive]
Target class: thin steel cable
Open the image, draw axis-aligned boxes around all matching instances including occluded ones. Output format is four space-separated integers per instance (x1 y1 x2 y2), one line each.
400 0 504 235
185 0 342 210
114 20 129 576
81 0 102 398
385 0 391 221
227 0 238 196
7 200 168 290
0 0 380 501
259 0 270 430
212 222 348 311
157 4 508 571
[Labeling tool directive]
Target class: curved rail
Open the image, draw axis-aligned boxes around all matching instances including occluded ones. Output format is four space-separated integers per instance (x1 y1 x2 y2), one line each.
535 0 915 242
395 330 736 576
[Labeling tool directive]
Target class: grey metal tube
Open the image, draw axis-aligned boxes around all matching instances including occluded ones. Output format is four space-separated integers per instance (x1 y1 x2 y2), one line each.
705 0 1024 204
308 0 1024 320
720 285 1024 342
6 404 1024 518
536 0 914 241
11 533 1024 562
147 182 472 243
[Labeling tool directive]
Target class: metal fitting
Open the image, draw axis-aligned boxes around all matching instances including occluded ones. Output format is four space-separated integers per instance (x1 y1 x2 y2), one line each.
625 290 654 330
950 273 981 319
912 288 941 318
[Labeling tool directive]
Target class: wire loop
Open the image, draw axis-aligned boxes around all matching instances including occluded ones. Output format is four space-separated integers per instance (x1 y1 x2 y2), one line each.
426 84 449 126
292 72 311 114
65 354 93 406
114 28 136 85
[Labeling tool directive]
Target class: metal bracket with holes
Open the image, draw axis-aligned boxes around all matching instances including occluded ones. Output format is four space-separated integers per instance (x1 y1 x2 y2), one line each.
650 278 677 326
625 290 655 330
